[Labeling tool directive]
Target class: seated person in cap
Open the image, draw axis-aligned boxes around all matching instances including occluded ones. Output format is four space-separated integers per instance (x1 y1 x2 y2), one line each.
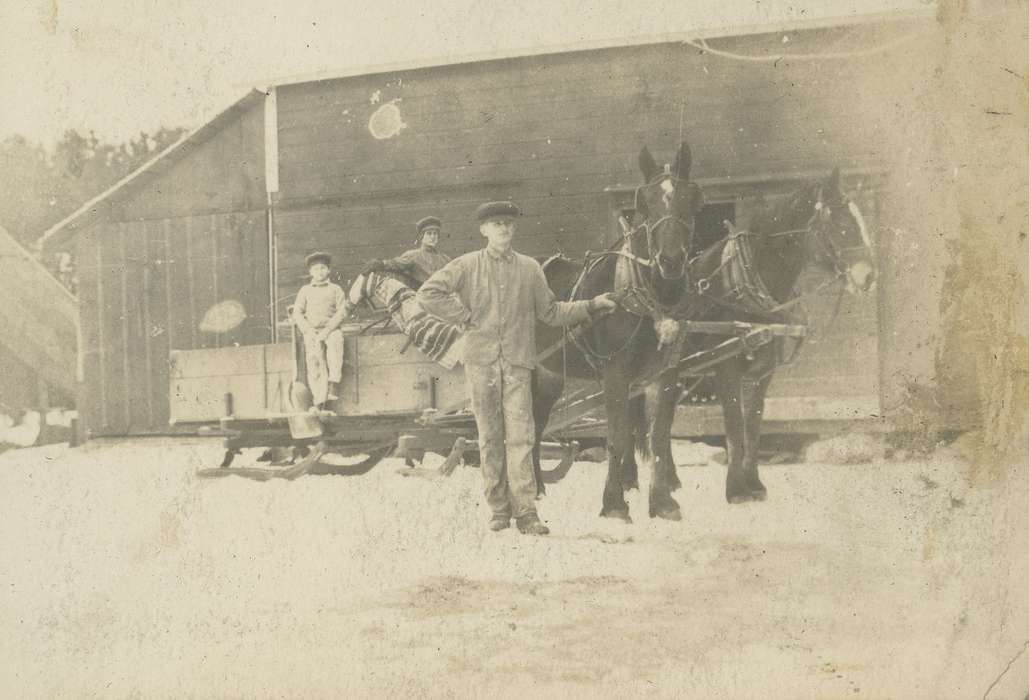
417 200 617 536
362 216 451 289
292 252 349 409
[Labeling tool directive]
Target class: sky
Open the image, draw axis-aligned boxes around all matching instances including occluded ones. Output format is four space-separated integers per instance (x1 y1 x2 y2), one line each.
0 0 932 147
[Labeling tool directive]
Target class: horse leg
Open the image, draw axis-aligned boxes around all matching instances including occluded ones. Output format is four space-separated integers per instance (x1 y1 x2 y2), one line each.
740 370 773 501
714 361 751 504
621 395 643 492
600 362 632 522
531 367 564 497
645 368 682 520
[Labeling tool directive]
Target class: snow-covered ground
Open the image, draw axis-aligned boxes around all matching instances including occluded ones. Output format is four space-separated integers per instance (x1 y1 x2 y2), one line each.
1 437 1025 699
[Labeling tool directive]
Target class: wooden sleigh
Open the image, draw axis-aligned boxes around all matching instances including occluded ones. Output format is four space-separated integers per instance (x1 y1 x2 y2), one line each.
195 315 469 481
196 309 804 484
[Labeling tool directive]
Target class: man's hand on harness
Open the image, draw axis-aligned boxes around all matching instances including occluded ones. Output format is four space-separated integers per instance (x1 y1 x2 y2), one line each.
360 259 385 276
588 292 618 317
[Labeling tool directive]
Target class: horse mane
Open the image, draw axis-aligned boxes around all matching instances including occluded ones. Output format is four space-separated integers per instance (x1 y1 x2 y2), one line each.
687 180 822 284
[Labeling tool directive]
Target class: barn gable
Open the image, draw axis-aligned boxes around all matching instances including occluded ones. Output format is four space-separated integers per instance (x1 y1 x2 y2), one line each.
44 91 272 436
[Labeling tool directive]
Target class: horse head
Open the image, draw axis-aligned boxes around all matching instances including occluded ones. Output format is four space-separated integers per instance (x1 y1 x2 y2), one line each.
806 167 877 294
634 142 703 282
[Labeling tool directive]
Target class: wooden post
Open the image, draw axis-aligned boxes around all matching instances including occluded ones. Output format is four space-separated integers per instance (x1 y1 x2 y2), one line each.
264 88 280 344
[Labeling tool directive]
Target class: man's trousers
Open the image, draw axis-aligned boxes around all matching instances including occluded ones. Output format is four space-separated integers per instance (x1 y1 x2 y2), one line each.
465 359 538 520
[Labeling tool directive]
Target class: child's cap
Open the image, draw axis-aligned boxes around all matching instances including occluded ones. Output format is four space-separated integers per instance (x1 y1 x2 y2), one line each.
305 252 332 268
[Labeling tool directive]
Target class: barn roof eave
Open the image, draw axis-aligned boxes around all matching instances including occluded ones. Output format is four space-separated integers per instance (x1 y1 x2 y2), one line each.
37 88 267 250
261 8 936 90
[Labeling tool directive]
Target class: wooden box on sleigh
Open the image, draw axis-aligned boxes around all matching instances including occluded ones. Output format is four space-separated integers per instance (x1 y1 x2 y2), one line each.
168 320 466 425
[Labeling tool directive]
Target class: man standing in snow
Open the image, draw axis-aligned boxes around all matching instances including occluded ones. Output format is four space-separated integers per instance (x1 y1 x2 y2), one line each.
417 201 616 536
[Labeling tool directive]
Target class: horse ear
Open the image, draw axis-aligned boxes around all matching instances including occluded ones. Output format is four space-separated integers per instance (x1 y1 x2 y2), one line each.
639 146 658 182
673 141 693 179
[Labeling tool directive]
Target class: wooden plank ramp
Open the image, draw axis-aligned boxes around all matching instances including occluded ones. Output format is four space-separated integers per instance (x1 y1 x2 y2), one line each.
0 224 77 397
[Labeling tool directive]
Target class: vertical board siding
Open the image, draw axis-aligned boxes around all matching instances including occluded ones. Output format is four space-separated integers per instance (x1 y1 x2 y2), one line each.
120 223 152 431
87 211 270 435
98 225 127 434
241 212 273 345
76 97 271 436
76 227 104 437
144 220 171 428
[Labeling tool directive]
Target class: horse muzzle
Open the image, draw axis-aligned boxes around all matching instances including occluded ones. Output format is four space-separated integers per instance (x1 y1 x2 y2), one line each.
846 261 876 294
655 250 688 280
654 317 681 349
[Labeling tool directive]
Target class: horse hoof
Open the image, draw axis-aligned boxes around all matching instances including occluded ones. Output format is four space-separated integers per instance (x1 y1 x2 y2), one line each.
623 480 640 492
653 507 682 521
749 488 767 501
600 508 633 523
727 492 753 505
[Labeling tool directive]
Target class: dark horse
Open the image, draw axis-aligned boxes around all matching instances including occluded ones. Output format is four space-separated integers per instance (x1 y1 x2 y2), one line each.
684 167 877 503
534 142 703 522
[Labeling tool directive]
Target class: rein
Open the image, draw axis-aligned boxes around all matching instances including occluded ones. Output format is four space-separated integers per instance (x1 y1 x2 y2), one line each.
557 200 693 370
561 250 645 370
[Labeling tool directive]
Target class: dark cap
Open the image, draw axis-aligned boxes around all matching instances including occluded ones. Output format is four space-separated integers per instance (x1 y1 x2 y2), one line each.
305 251 332 268
416 216 442 235
476 201 521 221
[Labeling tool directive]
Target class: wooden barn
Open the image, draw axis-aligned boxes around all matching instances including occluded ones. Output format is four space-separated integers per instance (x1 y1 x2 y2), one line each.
40 10 976 441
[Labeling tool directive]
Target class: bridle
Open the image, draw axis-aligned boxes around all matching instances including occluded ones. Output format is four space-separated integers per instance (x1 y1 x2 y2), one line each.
777 188 874 279
560 171 698 368
629 170 696 280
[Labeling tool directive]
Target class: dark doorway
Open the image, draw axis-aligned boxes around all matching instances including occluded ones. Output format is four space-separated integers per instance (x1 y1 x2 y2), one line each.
692 201 735 256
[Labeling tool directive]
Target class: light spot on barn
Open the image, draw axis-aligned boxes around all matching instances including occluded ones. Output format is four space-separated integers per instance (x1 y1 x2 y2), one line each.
369 101 407 140
199 300 247 333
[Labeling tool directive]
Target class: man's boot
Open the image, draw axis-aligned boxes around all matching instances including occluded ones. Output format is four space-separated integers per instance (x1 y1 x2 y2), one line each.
516 516 550 536
488 515 511 532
